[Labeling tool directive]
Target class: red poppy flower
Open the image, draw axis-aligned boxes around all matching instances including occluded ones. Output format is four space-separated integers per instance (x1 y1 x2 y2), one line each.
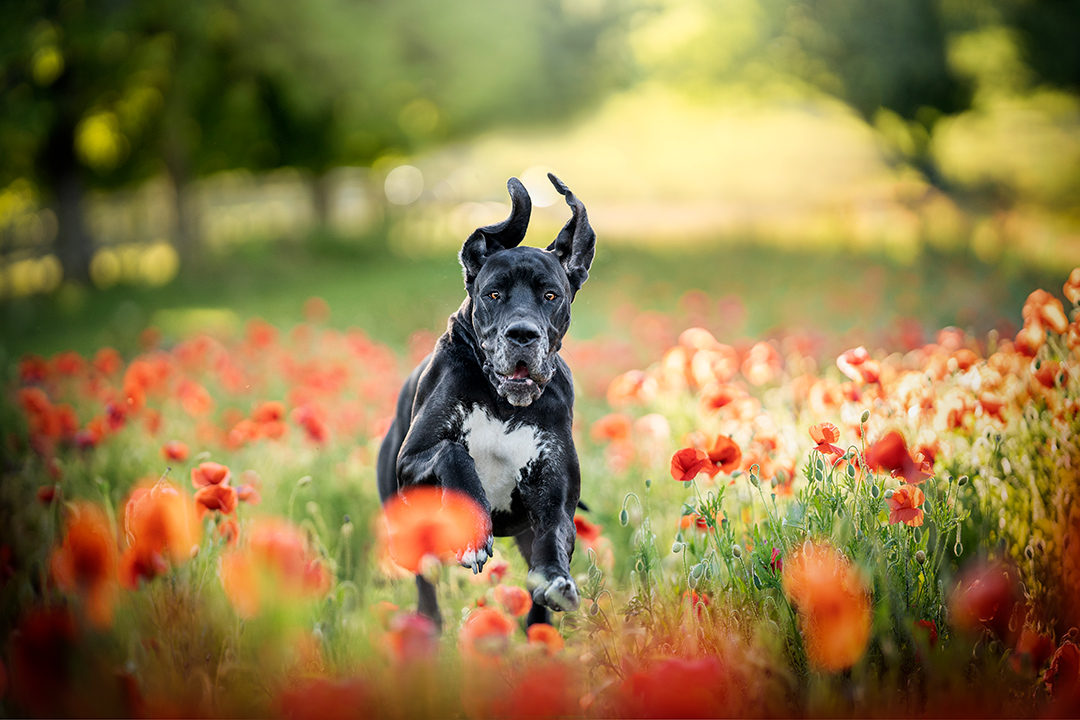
1043 642 1080 702
886 485 925 527
494 584 532 617
195 484 239 517
865 431 930 484
1011 627 1056 675
459 607 515 661
574 514 602 547
380 486 489 574
949 561 1022 643
809 422 844 458
770 547 783 573
914 619 938 648
590 413 633 443
191 461 231 488
527 623 564 654
253 401 286 424
50 502 118 628
161 440 189 463
705 435 741 476
670 448 711 483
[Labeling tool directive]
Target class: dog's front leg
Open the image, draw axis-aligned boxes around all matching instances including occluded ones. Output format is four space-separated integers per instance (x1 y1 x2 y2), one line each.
520 481 580 613
397 439 495 571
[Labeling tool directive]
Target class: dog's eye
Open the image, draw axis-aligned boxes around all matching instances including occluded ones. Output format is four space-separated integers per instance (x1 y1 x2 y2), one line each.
488 291 500 300
544 292 557 301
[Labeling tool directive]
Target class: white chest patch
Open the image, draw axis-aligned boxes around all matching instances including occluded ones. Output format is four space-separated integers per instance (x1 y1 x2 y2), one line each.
459 405 543 512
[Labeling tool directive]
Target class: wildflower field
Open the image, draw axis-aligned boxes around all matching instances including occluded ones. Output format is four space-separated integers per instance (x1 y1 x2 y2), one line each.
3 256 1080 718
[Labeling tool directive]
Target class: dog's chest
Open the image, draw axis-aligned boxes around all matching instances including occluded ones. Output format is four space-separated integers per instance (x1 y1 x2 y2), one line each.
458 405 543 512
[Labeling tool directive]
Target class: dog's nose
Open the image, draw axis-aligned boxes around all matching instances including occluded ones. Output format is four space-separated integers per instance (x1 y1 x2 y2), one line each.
505 321 541 346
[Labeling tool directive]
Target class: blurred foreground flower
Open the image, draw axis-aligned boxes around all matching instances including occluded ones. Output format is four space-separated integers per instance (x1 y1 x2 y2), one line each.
278 676 374 720
620 655 731 718
8 606 78 717
949 561 1022 643
527 623 564 654
50 502 118 628
119 480 201 589
380 486 488 573
384 612 438 664
459 607 515 662
782 543 872 672
220 518 330 617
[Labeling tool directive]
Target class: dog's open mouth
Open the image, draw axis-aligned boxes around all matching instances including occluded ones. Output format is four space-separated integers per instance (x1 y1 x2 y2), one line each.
499 362 534 385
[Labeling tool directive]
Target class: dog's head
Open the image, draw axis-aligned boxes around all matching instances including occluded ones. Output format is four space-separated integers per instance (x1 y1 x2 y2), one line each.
459 174 596 407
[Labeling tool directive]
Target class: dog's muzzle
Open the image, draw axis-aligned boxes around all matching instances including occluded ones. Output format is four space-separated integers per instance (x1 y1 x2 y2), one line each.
483 321 556 407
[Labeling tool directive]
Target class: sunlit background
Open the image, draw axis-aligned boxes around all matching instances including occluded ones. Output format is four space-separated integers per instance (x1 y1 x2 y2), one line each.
2 0 1079 358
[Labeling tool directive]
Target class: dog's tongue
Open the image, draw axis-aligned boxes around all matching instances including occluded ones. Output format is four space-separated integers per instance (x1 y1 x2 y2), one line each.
511 363 530 380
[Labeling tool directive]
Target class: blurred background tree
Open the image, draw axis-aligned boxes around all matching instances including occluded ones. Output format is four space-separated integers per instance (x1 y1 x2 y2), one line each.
0 0 628 280
1 0 1078 290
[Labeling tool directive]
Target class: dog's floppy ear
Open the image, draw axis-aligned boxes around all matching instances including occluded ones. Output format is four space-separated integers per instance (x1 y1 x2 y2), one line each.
460 177 532 289
545 174 595 299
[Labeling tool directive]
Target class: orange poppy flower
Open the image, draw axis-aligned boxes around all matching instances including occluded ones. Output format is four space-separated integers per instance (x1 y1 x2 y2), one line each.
191 461 231 488
809 422 844 458
886 484 925 526
741 341 782 386
837 346 881 384
161 440 189 462
50 502 118 629
527 623 564 654
252 401 286 424
220 518 331 617
606 369 658 407
590 413 633 443
670 447 711 483
118 481 201 589
1064 268 1080 305
782 543 872 672
459 607 515 661
1023 289 1069 335
865 431 930 484
494 584 532 617
705 435 742 476
380 486 489 573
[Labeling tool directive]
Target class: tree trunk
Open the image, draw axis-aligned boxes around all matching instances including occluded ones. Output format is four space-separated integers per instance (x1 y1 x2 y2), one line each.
47 134 93 285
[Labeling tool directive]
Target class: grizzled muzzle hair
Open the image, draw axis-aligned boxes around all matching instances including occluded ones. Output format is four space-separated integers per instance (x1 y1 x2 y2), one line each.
459 174 595 406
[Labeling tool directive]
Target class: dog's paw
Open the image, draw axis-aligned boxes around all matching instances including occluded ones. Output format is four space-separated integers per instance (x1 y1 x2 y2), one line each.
526 570 580 612
458 535 494 574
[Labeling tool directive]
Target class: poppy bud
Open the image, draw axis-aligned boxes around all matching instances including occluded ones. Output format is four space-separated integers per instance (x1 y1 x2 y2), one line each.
884 488 895 499
619 509 629 526
958 475 968 487
732 544 742 559
645 478 651 489
297 476 312 487
671 540 683 554
871 484 880 498
749 473 759 487
860 409 870 424
1024 545 1034 560
915 550 926 564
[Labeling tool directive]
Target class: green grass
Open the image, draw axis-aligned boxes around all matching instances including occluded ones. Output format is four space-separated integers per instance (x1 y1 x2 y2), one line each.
1 237 1063 365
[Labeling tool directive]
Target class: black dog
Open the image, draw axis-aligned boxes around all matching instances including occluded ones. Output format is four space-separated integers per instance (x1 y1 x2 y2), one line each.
376 173 595 628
